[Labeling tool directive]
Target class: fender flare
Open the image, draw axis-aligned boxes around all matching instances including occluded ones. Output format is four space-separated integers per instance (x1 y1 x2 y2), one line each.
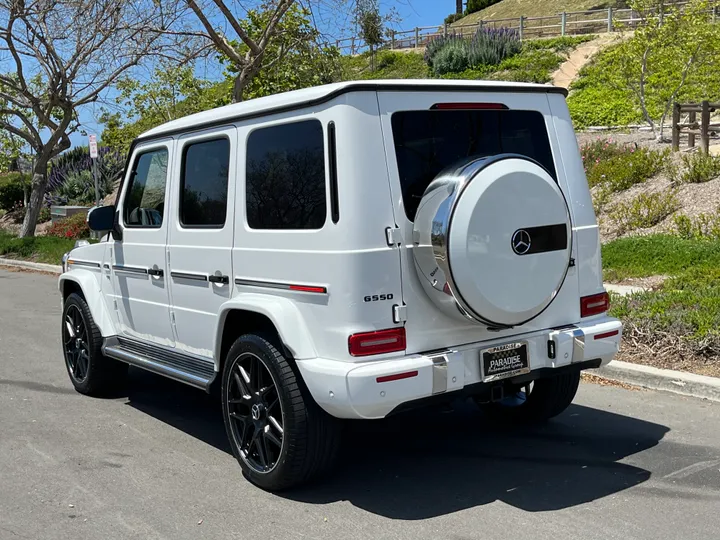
214 294 317 369
58 270 116 338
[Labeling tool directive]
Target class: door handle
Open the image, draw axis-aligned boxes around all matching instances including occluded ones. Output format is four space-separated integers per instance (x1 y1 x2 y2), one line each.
208 274 229 284
148 268 164 277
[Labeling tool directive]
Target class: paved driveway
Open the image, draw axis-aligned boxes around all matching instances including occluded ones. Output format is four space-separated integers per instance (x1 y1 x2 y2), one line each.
1 268 719 540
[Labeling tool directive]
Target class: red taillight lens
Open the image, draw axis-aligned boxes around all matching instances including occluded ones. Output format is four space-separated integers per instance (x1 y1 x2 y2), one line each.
581 292 610 317
348 328 406 357
431 102 507 110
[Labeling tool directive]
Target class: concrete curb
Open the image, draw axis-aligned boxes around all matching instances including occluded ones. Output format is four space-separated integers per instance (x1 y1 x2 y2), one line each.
0 257 62 274
591 360 720 403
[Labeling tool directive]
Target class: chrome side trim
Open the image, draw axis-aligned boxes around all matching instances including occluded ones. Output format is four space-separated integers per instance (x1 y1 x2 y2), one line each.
112 265 148 275
68 259 101 269
170 271 208 282
572 327 585 362
234 278 328 294
430 353 449 395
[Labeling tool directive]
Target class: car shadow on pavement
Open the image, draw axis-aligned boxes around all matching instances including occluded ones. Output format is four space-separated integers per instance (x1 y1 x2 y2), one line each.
124 368 669 519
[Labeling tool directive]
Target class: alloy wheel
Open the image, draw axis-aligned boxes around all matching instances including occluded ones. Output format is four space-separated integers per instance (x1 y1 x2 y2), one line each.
63 304 90 383
226 353 284 473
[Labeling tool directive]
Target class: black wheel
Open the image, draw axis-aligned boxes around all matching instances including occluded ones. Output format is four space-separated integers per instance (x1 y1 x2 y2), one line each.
476 371 581 423
62 293 127 396
221 334 342 491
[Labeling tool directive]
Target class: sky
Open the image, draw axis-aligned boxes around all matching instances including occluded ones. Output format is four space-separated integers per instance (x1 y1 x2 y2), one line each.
71 0 453 149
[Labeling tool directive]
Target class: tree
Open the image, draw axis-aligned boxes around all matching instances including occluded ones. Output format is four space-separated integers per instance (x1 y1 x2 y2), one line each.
100 64 229 153
222 5 340 100
606 0 720 140
185 0 298 103
0 0 184 237
355 0 384 71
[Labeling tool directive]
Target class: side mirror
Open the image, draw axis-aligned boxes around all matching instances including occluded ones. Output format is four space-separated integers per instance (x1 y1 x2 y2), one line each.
87 205 121 240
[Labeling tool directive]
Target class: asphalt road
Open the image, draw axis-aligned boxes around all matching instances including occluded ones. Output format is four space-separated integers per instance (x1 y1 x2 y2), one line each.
1 267 720 540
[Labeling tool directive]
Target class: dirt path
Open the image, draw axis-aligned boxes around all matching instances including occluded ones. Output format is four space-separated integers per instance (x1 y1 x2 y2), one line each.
552 34 615 89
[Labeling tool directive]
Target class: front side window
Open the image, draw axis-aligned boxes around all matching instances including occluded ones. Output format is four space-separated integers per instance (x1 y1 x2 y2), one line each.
180 138 230 227
246 120 327 230
123 148 168 228
391 109 556 221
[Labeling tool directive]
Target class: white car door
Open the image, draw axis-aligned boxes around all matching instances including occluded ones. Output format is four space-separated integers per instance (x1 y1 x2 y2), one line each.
109 140 175 347
167 126 236 359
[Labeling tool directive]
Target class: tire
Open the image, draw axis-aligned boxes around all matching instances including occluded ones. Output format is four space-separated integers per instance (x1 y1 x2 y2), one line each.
476 370 581 423
61 292 128 396
221 334 342 491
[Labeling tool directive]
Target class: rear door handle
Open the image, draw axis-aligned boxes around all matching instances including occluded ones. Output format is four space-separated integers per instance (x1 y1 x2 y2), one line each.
208 274 229 284
148 268 164 277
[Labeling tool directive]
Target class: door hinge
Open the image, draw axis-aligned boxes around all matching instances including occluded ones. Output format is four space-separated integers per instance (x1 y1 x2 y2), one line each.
385 226 401 247
569 257 576 268
393 304 408 323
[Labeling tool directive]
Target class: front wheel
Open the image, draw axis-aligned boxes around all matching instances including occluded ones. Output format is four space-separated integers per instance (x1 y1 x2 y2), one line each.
62 292 127 396
221 334 342 491
475 370 581 423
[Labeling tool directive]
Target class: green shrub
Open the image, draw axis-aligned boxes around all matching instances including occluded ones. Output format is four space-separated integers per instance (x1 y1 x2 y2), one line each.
467 27 521 67
38 207 51 224
432 41 470 75
673 152 720 184
0 229 76 264
465 0 501 15
45 212 90 240
444 13 463 25
340 50 429 80
609 191 679 234
584 144 668 192
673 208 720 239
0 173 28 211
523 35 595 54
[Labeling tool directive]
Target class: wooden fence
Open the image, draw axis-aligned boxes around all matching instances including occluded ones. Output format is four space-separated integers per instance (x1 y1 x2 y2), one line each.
672 101 720 152
336 2 718 54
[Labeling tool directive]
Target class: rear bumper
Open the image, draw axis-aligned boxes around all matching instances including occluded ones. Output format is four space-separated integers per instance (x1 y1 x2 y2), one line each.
296 316 622 420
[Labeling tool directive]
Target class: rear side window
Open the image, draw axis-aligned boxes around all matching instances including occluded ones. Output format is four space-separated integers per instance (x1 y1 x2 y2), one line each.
180 138 230 228
391 110 556 221
246 120 327 230
123 148 168 228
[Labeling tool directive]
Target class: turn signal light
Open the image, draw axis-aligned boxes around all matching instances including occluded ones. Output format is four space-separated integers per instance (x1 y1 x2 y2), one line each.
348 328 406 357
580 292 610 318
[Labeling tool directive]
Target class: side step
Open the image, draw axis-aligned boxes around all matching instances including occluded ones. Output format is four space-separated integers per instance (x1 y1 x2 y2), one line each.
102 337 216 392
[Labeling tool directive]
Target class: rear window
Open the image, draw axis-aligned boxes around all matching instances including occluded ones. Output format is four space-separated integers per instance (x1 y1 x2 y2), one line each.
391 110 556 221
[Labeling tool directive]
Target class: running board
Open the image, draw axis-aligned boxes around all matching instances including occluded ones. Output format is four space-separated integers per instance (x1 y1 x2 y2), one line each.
102 337 216 392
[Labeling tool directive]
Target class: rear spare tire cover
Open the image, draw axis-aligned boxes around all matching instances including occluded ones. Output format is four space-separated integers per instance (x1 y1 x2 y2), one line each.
412 155 572 327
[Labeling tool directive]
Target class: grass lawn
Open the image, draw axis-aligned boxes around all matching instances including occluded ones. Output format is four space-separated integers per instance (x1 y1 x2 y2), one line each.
454 0 622 25
0 230 75 265
603 234 720 376
602 235 720 282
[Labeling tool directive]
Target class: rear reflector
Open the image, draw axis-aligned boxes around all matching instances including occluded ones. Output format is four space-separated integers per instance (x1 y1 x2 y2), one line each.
288 284 327 294
580 292 610 317
349 328 406 357
594 329 619 340
377 370 418 383
431 102 507 110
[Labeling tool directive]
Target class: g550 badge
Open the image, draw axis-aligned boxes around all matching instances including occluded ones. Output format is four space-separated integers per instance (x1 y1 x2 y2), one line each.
363 293 394 302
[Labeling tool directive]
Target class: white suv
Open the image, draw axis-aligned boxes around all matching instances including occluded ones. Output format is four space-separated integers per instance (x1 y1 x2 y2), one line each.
59 80 622 491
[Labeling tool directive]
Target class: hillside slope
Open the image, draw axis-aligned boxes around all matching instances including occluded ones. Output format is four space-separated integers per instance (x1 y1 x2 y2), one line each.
456 1 623 24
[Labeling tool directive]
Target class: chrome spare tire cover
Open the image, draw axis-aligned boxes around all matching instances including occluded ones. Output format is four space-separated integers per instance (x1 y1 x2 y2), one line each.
412 155 572 327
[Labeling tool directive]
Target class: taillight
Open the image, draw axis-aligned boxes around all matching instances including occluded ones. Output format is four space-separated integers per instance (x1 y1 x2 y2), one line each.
580 292 610 317
348 328 406 357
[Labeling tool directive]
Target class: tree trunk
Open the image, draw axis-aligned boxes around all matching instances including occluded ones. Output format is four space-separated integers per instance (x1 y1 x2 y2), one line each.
18 157 49 238
457 0 463 15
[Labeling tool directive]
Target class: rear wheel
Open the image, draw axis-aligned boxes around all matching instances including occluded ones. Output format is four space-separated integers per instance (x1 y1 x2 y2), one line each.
221 334 342 491
62 293 127 396
475 371 580 423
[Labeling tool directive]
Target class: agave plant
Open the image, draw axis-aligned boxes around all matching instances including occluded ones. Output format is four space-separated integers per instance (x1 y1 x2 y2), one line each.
46 146 124 206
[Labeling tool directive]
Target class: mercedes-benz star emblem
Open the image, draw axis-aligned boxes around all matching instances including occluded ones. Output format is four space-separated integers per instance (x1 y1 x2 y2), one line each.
251 403 262 421
511 229 532 255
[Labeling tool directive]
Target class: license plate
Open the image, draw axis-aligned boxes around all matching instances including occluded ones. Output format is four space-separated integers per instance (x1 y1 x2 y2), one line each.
481 342 530 382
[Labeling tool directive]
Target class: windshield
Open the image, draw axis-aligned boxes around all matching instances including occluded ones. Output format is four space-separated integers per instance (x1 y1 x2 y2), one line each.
390 109 556 221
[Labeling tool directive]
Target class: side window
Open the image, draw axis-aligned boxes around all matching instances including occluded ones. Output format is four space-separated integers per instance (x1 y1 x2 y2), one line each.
123 148 168 228
246 120 327 230
180 138 230 228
